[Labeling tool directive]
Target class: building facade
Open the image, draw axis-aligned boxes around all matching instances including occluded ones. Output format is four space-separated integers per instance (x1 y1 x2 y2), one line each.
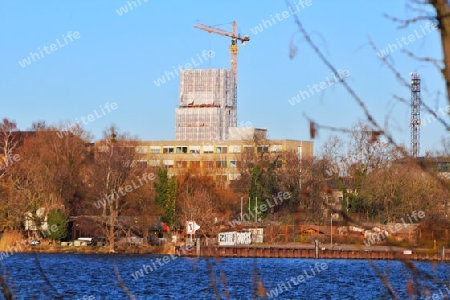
132 139 313 184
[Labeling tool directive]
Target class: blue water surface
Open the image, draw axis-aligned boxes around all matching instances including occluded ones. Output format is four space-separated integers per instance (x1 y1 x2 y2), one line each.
0 253 448 299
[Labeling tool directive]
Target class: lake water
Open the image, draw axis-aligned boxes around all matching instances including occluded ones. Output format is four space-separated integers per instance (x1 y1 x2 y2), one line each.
0 253 449 299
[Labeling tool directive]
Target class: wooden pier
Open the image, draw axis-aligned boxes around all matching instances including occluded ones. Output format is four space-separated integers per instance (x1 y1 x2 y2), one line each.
179 245 449 261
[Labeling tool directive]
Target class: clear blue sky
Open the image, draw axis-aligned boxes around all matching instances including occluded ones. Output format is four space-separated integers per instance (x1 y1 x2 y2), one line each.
0 1 445 155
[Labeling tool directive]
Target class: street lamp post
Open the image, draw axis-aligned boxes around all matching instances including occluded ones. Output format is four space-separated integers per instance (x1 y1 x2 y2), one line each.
190 209 194 244
330 212 333 249
292 215 295 243
255 197 258 223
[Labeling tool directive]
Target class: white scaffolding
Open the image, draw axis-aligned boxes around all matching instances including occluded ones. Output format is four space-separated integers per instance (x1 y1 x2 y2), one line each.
176 69 236 141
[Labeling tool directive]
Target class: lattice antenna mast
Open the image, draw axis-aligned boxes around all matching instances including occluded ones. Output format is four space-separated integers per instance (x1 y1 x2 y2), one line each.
410 72 421 157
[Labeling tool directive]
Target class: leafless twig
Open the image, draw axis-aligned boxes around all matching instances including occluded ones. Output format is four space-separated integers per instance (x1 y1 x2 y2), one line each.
32 252 62 299
383 14 435 29
401 48 443 70
113 262 136 300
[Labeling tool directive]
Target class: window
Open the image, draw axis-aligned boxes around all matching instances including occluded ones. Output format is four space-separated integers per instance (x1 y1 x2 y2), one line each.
190 161 200 168
177 161 188 168
229 160 240 168
149 160 160 167
163 160 174 168
275 160 282 168
150 146 161 154
203 145 214 153
135 146 148 154
117 146 134 155
437 162 450 172
216 146 227 154
203 161 214 168
270 145 282 152
229 145 241 153
229 173 241 181
98 145 109 152
257 146 269 153
176 146 188 154
190 146 200 154
122 160 132 167
163 146 174 154
216 160 227 168
216 175 227 182
244 146 254 154
134 160 148 167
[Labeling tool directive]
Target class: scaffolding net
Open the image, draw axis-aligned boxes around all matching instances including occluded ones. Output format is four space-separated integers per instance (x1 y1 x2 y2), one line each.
176 69 237 141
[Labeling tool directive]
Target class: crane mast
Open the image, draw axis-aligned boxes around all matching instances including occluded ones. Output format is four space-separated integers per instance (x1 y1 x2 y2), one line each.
194 21 250 104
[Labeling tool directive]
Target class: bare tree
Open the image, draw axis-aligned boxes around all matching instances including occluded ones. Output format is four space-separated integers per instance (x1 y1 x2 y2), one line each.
283 0 450 296
123 170 160 244
90 125 141 252
177 188 217 237
384 1 450 104
0 118 21 179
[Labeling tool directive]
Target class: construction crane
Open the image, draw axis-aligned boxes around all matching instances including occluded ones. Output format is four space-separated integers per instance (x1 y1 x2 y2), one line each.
194 21 250 100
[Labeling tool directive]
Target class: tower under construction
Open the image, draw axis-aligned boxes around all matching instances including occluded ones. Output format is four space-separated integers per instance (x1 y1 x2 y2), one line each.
410 72 421 157
174 21 249 141
175 69 236 141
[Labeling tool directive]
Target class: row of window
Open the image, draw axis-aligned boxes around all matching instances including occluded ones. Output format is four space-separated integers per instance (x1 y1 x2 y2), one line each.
135 159 283 169
135 145 283 154
157 160 239 168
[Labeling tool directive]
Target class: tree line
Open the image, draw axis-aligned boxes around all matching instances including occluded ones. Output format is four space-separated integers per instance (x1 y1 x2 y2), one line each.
0 118 448 249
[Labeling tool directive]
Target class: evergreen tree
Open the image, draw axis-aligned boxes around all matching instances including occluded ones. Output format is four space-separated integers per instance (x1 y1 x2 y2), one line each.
154 168 177 226
47 209 67 241
248 157 279 219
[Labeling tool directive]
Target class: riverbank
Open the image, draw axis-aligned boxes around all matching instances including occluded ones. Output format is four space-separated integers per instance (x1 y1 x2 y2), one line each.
8 242 450 261
16 243 164 255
